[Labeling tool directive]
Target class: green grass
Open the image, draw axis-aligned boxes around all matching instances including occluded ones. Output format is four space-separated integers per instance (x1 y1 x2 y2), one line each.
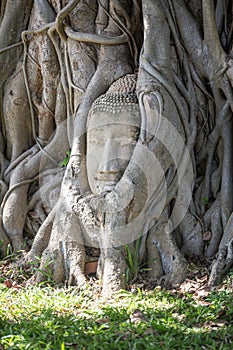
0 271 233 349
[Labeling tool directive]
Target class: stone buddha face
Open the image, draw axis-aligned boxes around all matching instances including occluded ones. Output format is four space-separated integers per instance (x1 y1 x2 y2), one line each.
87 107 140 196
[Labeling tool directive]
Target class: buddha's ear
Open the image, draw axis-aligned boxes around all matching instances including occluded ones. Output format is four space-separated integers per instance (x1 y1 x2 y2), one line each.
138 91 163 143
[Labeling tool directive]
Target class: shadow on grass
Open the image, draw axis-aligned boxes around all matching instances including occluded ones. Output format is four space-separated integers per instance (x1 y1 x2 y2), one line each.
0 292 233 350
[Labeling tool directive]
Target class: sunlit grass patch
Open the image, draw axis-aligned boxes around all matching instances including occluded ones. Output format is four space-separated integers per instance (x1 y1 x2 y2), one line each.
0 271 233 349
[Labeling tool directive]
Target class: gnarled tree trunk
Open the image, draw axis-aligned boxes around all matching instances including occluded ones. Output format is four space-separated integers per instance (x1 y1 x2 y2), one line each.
1 0 233 294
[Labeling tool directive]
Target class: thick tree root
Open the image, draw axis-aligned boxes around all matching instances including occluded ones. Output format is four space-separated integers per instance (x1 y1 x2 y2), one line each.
100 247 127 296
0 222 10 257
146 211 187 288
209 237 233 286
63 241 87 288
36 241 87 288
25 206 56 264
209 213 233 285
179 211 204 257
1 120 68 253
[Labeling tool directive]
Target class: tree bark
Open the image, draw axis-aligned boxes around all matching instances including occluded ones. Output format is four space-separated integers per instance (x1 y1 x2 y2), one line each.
1 0 233 293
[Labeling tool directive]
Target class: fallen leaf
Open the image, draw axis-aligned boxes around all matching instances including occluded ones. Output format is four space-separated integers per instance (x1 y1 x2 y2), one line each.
12 281 21 290
204 320 228 329
130 309 148 324
217 309 227 318
96 317 110 324
116 331 131 340
193 289 210 301
195 275 208 283
4 279 12 288
180 279 198 293
85 261 98 275
143 328 158 336
64 343 78 349
172 313 186 321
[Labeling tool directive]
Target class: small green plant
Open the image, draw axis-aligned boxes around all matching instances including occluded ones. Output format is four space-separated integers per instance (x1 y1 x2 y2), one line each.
3 243 13 260
32 256 55 285
59 150 71 167
125 238 143 283
202 197 209 205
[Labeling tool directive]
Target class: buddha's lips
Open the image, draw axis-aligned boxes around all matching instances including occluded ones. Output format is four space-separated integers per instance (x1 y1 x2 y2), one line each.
95 180 118 188
95 174 122 182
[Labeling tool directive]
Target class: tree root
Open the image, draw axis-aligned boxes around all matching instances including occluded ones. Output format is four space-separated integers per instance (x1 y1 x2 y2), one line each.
146 210 187 288
179 210 204 257
36 240 87 288
0 222 10 257
203 195 222 257
208 212 233 285
100 246 127 296
25 205 56 264
209 237 233 286
1 120 68 252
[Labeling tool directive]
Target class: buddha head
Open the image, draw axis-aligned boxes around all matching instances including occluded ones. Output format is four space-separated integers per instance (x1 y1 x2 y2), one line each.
86 74 141 196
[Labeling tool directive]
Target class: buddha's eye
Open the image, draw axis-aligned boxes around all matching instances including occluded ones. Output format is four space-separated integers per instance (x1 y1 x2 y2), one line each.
88 138 98 146
89 139 107 148
120 138 137 146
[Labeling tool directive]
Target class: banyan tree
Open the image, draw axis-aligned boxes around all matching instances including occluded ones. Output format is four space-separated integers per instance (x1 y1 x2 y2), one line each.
0 0 233 294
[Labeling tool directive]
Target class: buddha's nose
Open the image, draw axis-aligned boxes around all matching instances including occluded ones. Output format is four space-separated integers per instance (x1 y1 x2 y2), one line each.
99 139 120 174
